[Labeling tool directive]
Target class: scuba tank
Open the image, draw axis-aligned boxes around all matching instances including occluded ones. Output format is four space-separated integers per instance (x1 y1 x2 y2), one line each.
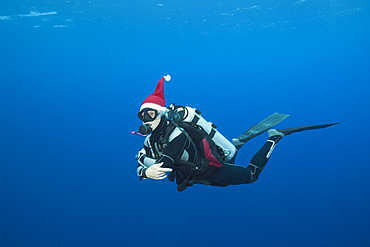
168 104 237 162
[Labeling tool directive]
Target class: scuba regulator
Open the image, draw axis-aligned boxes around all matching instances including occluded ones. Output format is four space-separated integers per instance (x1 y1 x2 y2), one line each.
167 104 188 123
138 124 152 135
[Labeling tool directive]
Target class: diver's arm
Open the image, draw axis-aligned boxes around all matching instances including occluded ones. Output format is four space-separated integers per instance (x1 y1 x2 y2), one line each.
136 150 173 179
136 128 188 180
136 148 156 179
145 130 192 179
136 135 157 179
136 150 174 179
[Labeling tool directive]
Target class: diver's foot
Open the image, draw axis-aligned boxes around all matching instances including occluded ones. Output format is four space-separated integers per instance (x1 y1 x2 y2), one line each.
267 129 285 142
268 129 285 138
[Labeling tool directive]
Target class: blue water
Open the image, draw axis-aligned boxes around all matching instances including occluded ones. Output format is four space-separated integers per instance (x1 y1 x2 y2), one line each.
1 1 369 246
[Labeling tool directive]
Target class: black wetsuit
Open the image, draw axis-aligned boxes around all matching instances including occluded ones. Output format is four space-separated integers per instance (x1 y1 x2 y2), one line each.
136 116 280 187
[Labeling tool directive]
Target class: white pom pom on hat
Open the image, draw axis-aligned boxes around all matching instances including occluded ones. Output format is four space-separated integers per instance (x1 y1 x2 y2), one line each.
139 75 171 112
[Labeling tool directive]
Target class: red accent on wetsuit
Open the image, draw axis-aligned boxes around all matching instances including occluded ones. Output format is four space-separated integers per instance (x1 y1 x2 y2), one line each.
202 139 223 168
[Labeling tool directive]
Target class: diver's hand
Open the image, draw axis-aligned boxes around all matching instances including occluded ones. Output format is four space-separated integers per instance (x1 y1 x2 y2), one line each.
145 162 173 180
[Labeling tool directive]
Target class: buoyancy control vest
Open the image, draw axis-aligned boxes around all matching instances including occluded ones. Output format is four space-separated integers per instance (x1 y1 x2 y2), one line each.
167 104 237 161
164 105 237 191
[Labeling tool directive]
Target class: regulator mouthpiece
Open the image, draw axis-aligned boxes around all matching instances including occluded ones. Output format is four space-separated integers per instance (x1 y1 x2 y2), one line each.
138 124 152 135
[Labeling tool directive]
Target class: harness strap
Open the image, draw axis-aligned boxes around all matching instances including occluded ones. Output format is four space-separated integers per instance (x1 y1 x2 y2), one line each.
174 158 216 192
191 114 200 125
162 112 224 191
209 128 217 139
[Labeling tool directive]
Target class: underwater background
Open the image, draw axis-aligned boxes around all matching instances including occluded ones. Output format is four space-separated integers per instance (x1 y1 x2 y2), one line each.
1 1 369 246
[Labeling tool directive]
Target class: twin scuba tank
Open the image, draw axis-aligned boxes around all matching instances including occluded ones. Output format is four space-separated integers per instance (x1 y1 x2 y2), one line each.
168 104 236 162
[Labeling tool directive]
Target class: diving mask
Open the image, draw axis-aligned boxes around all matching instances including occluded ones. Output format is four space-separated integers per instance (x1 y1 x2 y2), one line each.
137 108 158 123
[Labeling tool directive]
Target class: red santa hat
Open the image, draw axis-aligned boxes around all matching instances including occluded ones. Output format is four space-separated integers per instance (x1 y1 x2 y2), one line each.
139 75 171 112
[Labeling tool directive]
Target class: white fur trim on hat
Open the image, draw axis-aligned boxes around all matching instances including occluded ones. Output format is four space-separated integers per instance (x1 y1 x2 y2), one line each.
140 103 167 113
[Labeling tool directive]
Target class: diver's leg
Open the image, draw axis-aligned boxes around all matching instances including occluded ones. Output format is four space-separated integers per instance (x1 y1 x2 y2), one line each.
203 163 253 186
246 122 339 182
246 132 283 183
205 123 339 186
204 132 283 186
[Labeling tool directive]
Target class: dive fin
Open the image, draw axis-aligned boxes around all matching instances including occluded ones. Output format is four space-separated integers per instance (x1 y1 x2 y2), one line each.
232 113 290 150
275 122 340 136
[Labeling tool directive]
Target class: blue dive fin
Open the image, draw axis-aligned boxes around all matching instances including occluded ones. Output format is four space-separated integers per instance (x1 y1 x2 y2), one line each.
232 113 290 150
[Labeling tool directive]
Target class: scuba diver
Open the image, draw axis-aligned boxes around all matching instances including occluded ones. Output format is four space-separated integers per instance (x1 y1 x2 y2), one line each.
133 75 338 192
